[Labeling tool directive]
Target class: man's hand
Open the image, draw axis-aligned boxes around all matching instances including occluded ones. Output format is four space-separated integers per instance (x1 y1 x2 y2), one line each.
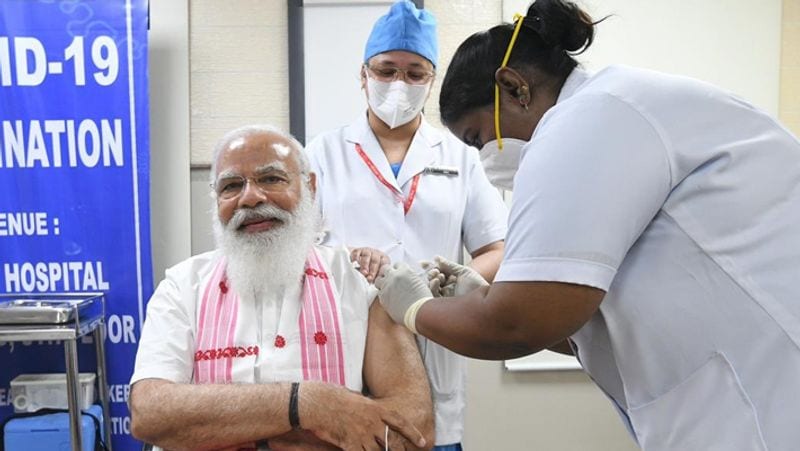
375 263 433 332
422 256 489 297
299 381 427 450
350 247 390 283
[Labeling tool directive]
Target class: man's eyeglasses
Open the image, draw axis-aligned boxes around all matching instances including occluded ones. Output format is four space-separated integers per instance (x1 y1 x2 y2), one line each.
364 64 435 85
211 172 304 200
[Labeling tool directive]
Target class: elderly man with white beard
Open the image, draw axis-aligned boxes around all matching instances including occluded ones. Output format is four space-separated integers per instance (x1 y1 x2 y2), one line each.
129 125 434 451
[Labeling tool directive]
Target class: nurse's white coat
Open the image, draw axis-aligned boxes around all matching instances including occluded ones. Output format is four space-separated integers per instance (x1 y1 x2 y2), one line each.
307 115 508 446
499 65 800 450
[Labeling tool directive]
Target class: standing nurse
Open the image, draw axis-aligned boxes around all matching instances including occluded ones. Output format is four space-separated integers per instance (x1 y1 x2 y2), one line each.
306 1 508 449
375 0 800 450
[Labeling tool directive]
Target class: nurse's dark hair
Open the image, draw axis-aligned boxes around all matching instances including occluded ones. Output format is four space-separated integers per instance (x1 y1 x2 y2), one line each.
440 0 600 125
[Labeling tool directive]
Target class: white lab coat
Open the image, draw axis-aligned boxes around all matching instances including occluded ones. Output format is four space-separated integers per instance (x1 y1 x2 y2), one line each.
497 65 800 450
307 114 508 445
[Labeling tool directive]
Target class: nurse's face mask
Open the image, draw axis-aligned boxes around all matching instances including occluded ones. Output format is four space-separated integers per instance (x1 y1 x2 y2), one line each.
480 13 528 191
365 63 434 129
480 139 526 191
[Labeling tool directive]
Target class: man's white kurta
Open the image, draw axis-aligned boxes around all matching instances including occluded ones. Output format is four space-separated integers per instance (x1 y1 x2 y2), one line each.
497 65 800 450
307 115 508 445
131 245 376 392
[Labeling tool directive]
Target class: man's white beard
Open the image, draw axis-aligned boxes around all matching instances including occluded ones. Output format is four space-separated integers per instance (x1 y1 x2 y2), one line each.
212 187 320 299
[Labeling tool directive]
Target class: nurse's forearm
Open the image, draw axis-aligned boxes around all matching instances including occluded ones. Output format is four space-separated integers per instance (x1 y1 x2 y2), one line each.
414 288 545 360
414 281 603 360
468 240 504 282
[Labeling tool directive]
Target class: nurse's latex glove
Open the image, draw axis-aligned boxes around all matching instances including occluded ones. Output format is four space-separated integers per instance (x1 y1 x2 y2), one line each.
375 262 433 333
350 247 390 283
423 256 489 297
419 262 457 297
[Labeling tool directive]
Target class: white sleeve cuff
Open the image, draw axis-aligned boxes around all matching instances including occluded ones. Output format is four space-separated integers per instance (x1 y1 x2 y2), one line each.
495 256 616 291
130 366 191 386
464 225 507 255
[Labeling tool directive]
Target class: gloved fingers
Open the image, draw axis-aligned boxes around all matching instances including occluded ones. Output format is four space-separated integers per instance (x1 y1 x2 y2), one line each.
376 262 434 327
375 263 394 289
441 283 455 297
419 260 433 271
445 274 457 286
433 255 464 277
428 275 443 297
433 255 456 266
430 271 446 297
380 254 390 270
376 262 407 284
425 267 441 282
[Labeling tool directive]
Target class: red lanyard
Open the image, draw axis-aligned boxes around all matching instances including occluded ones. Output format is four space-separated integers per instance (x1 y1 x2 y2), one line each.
355 143 420 215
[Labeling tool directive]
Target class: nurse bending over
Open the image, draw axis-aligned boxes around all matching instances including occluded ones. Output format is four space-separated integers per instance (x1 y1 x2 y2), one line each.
376 0 800 450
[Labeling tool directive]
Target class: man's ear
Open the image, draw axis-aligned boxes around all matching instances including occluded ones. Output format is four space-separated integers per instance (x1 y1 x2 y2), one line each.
307 171 317 196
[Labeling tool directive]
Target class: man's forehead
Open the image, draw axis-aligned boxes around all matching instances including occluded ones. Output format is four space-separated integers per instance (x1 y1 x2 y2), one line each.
218 132 298 170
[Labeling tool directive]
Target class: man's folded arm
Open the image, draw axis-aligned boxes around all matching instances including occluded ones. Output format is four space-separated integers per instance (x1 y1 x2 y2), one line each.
363 300 435 449
130 372 427 450
130 378 299 451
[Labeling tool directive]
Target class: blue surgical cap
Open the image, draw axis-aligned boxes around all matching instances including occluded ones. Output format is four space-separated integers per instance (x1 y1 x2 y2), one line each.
364 0 439 67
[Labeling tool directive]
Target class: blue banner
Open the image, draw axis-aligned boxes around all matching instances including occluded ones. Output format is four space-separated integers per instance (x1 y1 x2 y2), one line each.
0 1 151 450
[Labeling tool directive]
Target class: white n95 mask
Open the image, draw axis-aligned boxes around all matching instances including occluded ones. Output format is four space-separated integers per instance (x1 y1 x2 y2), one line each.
479 138 527 191
367 77 430 129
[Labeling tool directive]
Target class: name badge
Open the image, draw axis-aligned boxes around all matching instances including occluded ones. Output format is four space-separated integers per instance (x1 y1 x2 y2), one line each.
423 165 459 176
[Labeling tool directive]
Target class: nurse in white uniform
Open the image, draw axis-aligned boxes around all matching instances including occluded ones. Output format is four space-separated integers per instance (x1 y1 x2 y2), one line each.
375 1 800 450
306 2 508 450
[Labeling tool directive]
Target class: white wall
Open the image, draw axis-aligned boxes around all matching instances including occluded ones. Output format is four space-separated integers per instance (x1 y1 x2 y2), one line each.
189 0 289 165
465 361 639 450
149 0 192 283
780 0 800 134
504 0 783 114
302 1 394 144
